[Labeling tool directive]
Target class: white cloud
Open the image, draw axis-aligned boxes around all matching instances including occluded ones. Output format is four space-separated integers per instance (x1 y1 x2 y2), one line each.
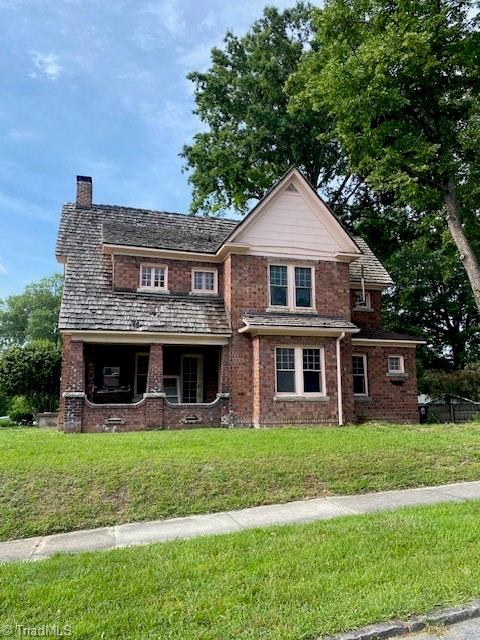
30 51 62 81
0 260 7 275
143 0 185 37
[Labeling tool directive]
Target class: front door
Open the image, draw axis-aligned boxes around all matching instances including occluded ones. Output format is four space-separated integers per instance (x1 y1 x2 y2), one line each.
181 354 203 403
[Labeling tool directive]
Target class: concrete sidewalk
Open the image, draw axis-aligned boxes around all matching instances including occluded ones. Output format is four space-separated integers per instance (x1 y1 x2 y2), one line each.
2 480 480 564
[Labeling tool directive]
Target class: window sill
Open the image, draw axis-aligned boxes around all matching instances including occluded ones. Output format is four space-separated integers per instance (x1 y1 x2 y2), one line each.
353 307 374 312
137 287 170 294
189 290 218 296
266 307 316 314
354 395 371 401
274 395 330 402
386 372 409 378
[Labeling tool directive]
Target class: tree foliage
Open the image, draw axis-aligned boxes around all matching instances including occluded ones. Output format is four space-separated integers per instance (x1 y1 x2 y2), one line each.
383 224 480 370
291 0 480 309
182 3 350 214
0 340 61 413
422 365 480 402
0 273 63 349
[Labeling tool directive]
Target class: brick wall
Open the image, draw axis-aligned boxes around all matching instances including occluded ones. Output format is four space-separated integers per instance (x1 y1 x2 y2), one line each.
351 289 382 328
354 346 419 423
224 254 352 426
252 335 340 426
83 400 147 432
113 255 223 295
163 397 229 429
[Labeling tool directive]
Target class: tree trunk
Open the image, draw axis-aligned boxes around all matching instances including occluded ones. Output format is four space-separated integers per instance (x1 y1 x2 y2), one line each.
445 179 480 313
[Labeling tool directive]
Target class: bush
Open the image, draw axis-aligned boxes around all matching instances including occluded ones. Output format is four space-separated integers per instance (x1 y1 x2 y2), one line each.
8 396 34 425
0 340 61 413
422 367 480 402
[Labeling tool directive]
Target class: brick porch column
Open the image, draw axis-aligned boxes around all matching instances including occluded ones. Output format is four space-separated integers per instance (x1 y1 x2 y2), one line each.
61 336 85 433
252 336 261 427
219 345 230 394
145 343 164 429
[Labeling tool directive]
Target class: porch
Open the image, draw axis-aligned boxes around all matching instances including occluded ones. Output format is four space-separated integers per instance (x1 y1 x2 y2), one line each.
61 338 230 432
84 344 223 405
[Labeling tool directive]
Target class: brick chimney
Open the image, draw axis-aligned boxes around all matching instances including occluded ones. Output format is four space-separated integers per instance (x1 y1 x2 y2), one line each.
76 175 92 208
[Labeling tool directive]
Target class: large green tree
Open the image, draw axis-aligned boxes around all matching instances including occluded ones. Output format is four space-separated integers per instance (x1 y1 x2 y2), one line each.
182 3 353 214
383 228 480 370
0 273 63 349
291 0 480 310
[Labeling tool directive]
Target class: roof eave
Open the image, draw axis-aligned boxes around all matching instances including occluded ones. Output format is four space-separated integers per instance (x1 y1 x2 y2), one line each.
239 324 360 337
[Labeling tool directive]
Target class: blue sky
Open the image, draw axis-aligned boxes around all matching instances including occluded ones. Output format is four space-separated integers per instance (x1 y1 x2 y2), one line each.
0 0 297 299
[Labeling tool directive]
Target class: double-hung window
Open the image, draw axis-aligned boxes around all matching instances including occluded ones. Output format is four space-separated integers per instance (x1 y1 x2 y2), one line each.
275 347 295 393
387 355 404 374
269 266 288 307
140 264 167 291
275 347 325 396
353 290 371 310
352 354 368 396
269 265 314 310
192 269 217 294
295 267 312 308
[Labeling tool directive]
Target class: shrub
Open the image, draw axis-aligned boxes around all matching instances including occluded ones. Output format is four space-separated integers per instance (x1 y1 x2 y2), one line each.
0 340 61 413
422 367 480 402
8 395 34 425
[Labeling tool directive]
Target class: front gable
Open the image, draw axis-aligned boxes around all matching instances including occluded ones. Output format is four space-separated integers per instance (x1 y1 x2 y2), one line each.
226 168 361 261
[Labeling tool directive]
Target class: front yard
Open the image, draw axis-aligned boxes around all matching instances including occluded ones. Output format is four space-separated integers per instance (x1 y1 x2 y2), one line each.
2 422 480 541
1 501 480 639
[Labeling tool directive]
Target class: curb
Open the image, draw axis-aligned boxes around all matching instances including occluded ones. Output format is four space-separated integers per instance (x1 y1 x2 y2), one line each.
326 599 480 639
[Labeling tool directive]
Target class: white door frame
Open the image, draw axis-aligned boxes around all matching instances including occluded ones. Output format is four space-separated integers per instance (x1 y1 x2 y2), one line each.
180 353 203 403
134 352 149 400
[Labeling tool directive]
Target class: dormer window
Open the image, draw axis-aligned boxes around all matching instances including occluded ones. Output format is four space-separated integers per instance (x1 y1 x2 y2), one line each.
140 264 168 291
191 269 218 294
269 264 314 310
353 290 371 310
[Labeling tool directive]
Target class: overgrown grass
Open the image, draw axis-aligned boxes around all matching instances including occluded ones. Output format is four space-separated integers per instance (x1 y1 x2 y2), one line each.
0 418 14 428
1 423 480 541
1 501 480 639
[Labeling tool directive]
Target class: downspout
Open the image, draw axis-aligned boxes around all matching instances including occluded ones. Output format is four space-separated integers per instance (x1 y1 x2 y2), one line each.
336 332 345 426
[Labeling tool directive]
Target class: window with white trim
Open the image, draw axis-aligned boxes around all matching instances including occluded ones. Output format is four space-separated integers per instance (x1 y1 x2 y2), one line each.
387 355 404 374
353 290 371 310
191 269 217 293
352 354 368 396
275 347 325 396
269 265 314 310
140 264 167 290
295 267 312 308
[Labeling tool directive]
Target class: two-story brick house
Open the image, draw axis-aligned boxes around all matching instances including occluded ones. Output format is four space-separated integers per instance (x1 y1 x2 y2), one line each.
56 168 424 432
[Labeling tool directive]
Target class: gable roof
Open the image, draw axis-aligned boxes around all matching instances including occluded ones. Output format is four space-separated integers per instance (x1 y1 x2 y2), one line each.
224 167 362 258
56 172 393 333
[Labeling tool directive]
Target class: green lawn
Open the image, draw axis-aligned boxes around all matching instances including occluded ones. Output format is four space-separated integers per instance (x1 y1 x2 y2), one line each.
1 501 480 639
1 423 480 541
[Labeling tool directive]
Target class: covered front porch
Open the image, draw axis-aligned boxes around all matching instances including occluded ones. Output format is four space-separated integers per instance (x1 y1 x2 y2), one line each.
61 336 230 432
84 344 223 405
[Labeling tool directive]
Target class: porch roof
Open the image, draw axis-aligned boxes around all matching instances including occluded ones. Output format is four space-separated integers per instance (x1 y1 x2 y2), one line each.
239 312 358 336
